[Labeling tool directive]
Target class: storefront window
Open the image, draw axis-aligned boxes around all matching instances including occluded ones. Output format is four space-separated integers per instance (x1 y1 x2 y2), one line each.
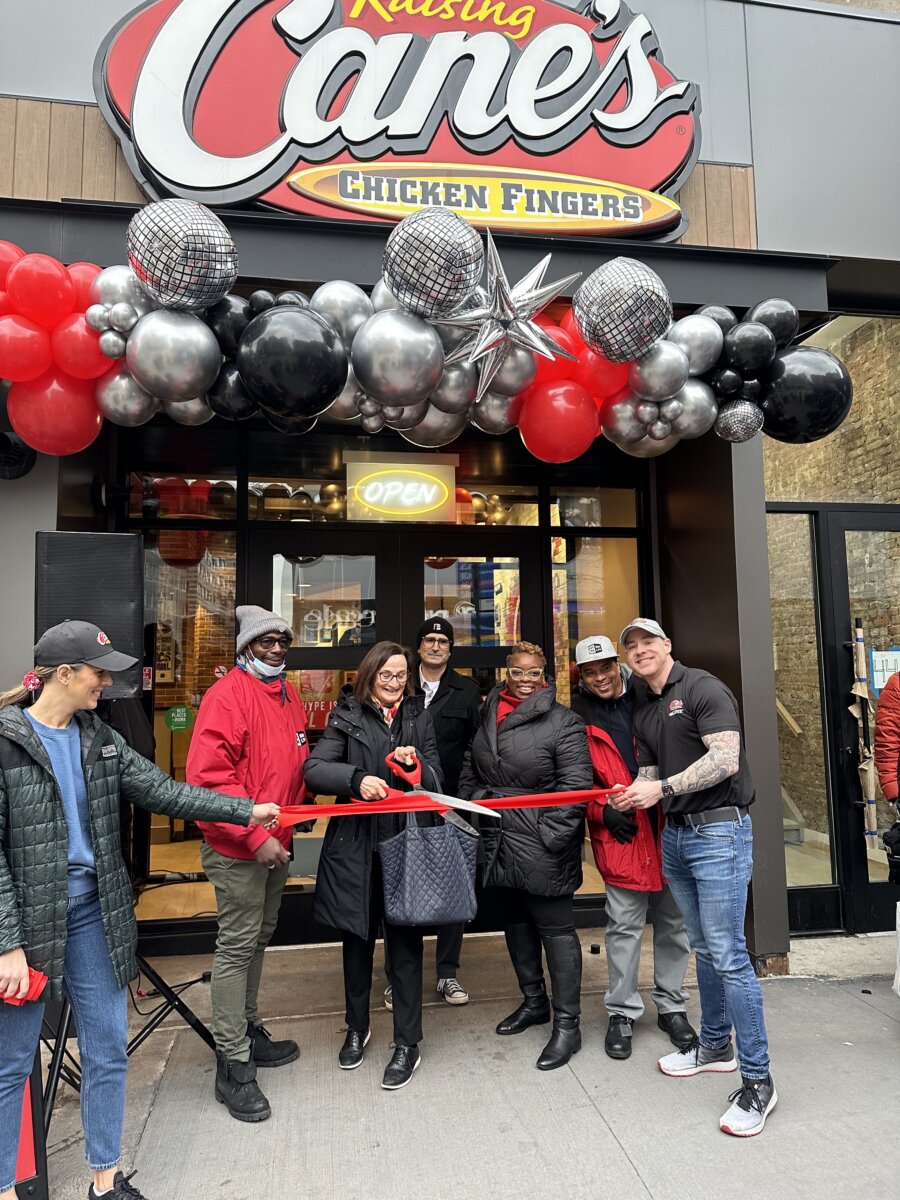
423 556 520 647
129 474 237 520
549 487 637 528
272 553 376 649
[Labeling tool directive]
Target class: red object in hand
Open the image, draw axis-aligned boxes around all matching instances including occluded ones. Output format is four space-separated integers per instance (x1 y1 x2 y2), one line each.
3 967 48 1006
385 752 422 787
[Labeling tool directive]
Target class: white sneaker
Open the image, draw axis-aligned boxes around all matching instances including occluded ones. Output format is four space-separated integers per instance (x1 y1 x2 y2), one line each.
719 1075 778 1137
658 1039 738 1077
384 985 393 1011
437 977 469 1006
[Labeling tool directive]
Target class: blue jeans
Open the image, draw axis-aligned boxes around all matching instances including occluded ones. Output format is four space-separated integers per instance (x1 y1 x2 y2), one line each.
662 814 770 1080
0 891 128 1191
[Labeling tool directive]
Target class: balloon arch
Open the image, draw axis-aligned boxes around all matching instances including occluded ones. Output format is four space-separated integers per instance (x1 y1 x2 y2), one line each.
0 201 852 461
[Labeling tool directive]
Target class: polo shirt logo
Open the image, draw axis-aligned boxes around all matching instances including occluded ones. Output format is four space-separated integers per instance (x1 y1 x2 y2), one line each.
101 745 118 757
296 731 307 747
668 699 685 717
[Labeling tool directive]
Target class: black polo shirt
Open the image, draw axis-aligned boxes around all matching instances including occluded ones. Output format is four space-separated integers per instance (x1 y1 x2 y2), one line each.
632 662 756 815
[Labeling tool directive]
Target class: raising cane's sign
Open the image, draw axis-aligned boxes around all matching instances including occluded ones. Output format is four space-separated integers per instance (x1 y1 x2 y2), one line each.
95 0 701 238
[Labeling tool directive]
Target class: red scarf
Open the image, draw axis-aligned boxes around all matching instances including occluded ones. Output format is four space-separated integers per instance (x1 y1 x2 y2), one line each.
496 688 528 725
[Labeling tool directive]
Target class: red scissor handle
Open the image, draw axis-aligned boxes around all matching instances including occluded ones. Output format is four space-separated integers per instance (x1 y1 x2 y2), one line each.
385 751 422 787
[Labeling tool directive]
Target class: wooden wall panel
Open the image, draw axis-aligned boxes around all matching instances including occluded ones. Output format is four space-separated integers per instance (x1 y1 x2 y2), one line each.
0 97 16 196
703 165 736 249
676 163 757 251
12 99 51 200
47 103 85 202
81 106 119 200
678 164 708 247
115 147 145 203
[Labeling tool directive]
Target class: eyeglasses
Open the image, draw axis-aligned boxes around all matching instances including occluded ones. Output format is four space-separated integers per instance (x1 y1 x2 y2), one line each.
422 636 450 648
508 667 544 680
377 670 409 684
255 636 291 650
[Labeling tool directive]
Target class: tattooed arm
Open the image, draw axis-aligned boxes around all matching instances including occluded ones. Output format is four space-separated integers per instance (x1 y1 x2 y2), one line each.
611 733 740 811
609 763 659 810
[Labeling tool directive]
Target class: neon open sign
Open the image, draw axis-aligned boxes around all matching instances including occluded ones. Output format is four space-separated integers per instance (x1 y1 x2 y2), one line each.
346 459 457 521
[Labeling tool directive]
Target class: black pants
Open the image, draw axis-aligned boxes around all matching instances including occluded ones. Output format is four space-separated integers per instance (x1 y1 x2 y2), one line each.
343 853 424 1046
490 888 577 939
383 921 464 982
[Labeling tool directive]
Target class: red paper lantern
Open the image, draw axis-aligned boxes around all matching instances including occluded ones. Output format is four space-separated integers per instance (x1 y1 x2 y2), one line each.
7 367 104 455
51 314 110 380
0 314 54 381
6 254 76 329
518 379 598 463
67 262 102 312
0 241 24 288
533 327 579 387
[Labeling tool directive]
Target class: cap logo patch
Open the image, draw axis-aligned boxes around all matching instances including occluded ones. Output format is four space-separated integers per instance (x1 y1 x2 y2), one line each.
97 631 111 645
668 699 685 717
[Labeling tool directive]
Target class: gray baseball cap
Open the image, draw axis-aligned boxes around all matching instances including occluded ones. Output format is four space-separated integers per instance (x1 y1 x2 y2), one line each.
619 617 668 645
33 620 138 671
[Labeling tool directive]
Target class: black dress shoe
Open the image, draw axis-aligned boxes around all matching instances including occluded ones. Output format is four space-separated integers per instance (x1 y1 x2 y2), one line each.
339 1029 371 1070
658 1011 697 1050
536 1019 581 1070
247 1021 299 1068
214 1055 271 1122
381 1044 420 1090
605 1015 634 1060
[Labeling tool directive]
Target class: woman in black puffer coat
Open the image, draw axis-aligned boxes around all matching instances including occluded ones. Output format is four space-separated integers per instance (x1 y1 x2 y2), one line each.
304 641 442 1092
458 641 592 1070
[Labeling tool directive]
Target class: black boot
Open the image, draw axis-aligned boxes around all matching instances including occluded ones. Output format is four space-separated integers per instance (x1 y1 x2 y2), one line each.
214 1055 271 1122
496 923 551 1035
536 933 582 1070
247 1020 299 1068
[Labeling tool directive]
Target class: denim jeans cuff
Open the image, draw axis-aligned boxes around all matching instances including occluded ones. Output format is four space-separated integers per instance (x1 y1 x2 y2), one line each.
0 1178 17 1194
88 1159 120 1172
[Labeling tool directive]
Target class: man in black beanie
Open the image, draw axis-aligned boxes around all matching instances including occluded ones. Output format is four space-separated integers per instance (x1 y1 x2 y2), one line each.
385 616 482 1010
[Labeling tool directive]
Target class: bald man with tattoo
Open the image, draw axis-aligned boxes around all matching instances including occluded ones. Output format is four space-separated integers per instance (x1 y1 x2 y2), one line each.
610 619 777 1138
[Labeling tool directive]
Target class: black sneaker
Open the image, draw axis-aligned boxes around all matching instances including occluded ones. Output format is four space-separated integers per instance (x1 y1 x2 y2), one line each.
339 1028 371 1070
87 1170 148 1199
604 1015 634 1060
657 1011 697 1050
247 1020 299 1068
381 1044 420 1090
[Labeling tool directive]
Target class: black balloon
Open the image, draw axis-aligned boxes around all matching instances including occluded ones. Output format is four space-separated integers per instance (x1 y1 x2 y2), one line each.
203 294 252 359
761 347 853 444
261 410 319 435
275 290 310 307
708 367 743 397
746 297 799 348
738 377 762 404
697 305 738 334
208 363 257 421
249 290 276 314
724 321 777 374
237 306 348 418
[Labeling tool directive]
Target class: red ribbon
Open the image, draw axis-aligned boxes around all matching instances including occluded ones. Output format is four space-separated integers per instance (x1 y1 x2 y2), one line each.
275 788 615 828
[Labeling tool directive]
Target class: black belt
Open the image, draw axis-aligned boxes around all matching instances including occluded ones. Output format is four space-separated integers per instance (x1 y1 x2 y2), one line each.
667 806 748 827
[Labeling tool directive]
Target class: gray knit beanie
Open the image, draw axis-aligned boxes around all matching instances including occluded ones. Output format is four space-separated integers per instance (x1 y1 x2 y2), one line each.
235 606 293 656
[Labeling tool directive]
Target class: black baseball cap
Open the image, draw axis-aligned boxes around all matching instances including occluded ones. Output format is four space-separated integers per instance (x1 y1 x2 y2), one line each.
33 620 138 672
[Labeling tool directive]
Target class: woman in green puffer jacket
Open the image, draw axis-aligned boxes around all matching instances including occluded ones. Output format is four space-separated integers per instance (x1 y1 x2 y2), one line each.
0 621 279 1200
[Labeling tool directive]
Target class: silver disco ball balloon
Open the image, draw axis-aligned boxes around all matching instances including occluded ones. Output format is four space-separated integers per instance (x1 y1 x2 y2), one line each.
715 400 764 443
95 362 160 427
573 258 672 363
126 199 238 312
383 207 484 318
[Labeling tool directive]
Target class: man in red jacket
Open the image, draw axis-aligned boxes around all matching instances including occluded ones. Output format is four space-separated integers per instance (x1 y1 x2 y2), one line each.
187 605 310 1123
873 670 900 804
570 635 694 1061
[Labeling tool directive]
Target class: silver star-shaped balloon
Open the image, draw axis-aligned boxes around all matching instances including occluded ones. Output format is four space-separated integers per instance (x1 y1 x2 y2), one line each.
433 232 581 401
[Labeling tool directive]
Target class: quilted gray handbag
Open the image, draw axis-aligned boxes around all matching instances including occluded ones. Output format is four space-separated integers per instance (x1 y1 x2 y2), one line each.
379 813 478 926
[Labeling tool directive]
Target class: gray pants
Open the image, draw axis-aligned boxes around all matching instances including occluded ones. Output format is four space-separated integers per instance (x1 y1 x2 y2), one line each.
201 843 290 1061
604 882 690 1021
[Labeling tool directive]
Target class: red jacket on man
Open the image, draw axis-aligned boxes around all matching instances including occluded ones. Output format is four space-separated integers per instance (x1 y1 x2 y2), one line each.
874 670 900 802
187 666 309 859
584 724 665 893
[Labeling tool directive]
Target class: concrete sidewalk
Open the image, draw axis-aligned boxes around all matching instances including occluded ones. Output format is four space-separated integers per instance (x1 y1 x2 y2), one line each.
41 931 899 1200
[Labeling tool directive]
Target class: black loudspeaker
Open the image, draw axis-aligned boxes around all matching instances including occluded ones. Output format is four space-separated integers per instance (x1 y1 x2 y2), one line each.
35 532 144 699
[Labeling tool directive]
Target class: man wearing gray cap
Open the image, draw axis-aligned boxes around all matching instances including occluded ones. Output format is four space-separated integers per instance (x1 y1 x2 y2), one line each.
187 606 310 1123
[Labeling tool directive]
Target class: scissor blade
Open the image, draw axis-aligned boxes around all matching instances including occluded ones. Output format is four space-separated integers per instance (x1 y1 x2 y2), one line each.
421 791 501 819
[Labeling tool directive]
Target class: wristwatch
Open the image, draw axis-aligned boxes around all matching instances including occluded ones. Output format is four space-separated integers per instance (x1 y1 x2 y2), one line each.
660 778 675 799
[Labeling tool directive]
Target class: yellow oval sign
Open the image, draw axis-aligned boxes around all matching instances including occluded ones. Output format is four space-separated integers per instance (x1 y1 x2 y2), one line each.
353 468 451 517
288 161 682 236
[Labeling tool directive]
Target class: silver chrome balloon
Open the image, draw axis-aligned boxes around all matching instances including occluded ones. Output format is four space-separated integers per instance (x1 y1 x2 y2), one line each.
356 395 383 418
659 397 684 422
647 419 673 441
470 391 518 435
95 362 160 427
429 363 478 414
85 303 112 332
382 207 484 317
370 279 401 312
126 310 222 402
126 199 238 312
573 258 672 362
715 400 764 443
383 399 429 429
490 346 537 397
635 401 659 425
89 265 156 317
628 340 690 401
325 366 364 420
360 411 385 433
310 280 374 350
399 404 469 448
601 391 647 445
99 330 128 359
351 310 444 406
619 433 681 458
108 303 139 334
666 314 724 376
669 379 718 439
162 395 216 426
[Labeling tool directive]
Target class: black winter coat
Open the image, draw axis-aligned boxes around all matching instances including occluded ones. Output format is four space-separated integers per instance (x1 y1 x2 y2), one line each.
417 668 482 795
304 688 443 940
458 684 592 896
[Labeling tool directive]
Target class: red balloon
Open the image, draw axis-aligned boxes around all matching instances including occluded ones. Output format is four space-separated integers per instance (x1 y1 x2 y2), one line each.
6 254 76 329
51 313 110 379
572 347 631 400
518 380 598 463
0 314 54 381
67 262 102 312
0 241 24 288
559 307 585 346
7 367 104 455
534 327 579 386
534 312 558 330
0 291 12 315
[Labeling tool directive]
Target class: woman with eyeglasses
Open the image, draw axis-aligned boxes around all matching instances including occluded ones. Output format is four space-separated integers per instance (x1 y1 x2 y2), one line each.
304 640 443 1091
458 641 593 1071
